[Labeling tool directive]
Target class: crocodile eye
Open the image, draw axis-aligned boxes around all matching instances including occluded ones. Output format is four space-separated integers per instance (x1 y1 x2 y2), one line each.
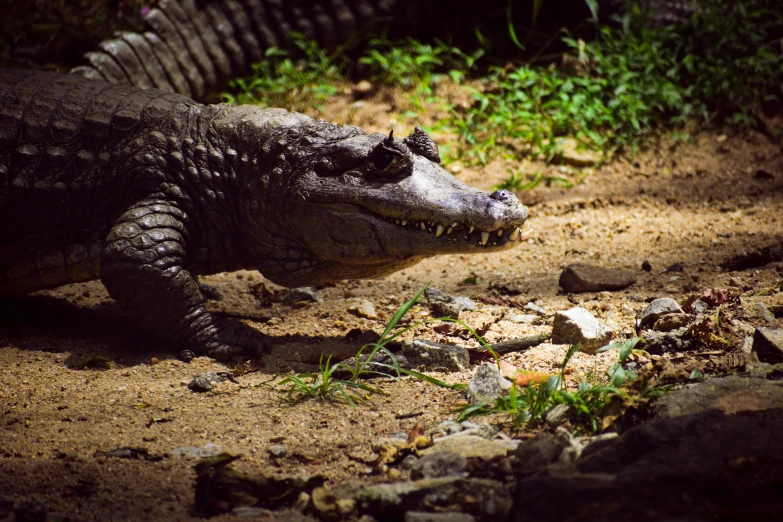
373 150 395 171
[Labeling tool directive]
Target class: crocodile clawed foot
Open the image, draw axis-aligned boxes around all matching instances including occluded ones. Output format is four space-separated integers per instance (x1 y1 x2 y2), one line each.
198 319 271 361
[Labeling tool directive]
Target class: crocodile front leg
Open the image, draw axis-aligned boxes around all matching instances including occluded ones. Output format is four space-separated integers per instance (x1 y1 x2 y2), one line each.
100 199 267 360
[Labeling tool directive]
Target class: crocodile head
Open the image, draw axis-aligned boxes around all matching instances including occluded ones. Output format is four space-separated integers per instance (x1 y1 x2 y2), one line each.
229 108 528 286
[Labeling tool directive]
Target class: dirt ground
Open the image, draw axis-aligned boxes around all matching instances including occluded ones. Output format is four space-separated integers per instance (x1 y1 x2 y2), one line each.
1 81 782 521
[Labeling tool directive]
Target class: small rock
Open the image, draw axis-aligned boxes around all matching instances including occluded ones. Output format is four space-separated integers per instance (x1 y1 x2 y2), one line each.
14 499 47 522
740 335 754 354
683 297 709 315
436 420 462 436
550 307 614 353
232 507 273 518
333 350 412 379
283 287 321 305
466 363 512 404
640 298 683 328
558 137 603 167
755 302 776 323
525 302 547 314
489 280 526 296
198 283 223 301
410 451 468 479
405 512 475 522
425 435 515 461
543 403 577 427
665 263 684 272
348 299 379 319
172 443 222 458
752 327 783 364
358 477 511 520
425 287 475 318
652 313 691 332
559 263 636 293
641 260 652 271
641 328 693 355
188 372 233 392
507 314 538 324
515 433 567 475
401 340 470 372
429 300 461 320
268 444 288 459
149 357 160 365
651 375 783 419
353 79 374 96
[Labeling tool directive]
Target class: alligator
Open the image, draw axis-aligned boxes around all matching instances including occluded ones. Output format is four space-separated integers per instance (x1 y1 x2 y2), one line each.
68 0 699 101
0 69 529 359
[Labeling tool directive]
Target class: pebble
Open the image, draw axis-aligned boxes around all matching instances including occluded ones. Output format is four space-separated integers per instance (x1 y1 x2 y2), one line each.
283 287 321 305
639 298 683 328
525 302 547 314
550 307 614 353
348 299 379 319
507 314 538 324
558 263 636 293
402 340 470 372
752 327 783 364
466 362 511 404
755 302 776 323
268 444 288 458
410 450 467 479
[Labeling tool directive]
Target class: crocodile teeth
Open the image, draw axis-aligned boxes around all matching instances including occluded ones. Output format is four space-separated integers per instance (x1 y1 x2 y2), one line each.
402 220 407 226
396 220 400 225
509 227 520 241
447 227 454 235
480 231 489 245
497 228 504 237
420 222 426 230
452 222 458 228
435 224 445 237
469 226 475 233
519 226 533 241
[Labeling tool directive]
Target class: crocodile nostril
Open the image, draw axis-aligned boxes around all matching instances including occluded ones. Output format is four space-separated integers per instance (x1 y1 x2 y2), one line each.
490 189 514 202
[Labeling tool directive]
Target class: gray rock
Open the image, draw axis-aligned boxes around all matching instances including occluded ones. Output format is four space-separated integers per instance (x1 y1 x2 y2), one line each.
544 403 577 427
550 307 614 353
687 298 710 314
348 299 379 319
641 327 693 355
172 443 222 458
425 287 476 318
358 477 512 520
283 287 321 304
187 371 234 392
410 451 468 479
559 263 636 293
651 376 783 419
466 363 512 404
507 314 539 324
232 506 273 518
268 444 288 458
639 298 683 328
743 362 783 379
525 302 547 314
513 410 783 522
405 512 475 522
752 327 783 364
515 433 567 475
435 420 462 436
402 340 470 372
755 302 776 323
424 435 515 460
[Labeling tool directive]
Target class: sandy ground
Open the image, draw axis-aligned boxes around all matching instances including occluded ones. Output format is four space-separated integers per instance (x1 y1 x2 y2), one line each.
1 87 782 521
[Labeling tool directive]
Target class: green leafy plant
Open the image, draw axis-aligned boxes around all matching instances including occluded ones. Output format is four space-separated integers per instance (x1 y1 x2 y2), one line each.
221 32 346 112
457 337 650 433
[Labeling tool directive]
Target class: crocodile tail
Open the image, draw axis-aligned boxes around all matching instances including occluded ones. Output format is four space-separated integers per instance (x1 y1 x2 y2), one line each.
68 0 445 101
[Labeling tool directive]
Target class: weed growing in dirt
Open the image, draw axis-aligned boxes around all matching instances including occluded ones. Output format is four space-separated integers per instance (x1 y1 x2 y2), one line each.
221 32 346 112
275 283 469 406
456 337 651 433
